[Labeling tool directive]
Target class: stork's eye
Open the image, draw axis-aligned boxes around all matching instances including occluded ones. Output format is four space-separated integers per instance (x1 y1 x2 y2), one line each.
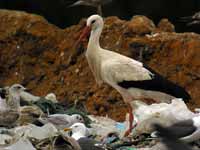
91 20 96 24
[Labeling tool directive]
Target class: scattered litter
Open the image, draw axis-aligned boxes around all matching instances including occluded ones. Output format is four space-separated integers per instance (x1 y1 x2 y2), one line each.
14 123 58 140
45 93 58 103
0 84 199 149
131 99 195 135
1 138 36 150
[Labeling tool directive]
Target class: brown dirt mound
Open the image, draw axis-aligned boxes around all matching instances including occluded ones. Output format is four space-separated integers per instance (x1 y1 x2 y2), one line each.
0 10 199 121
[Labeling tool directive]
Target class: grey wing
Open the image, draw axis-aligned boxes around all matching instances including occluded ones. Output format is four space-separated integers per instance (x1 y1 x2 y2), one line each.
193 11 200 19
181 129 200 142
162 119 196 139
69 0 93 7
46 116 70 125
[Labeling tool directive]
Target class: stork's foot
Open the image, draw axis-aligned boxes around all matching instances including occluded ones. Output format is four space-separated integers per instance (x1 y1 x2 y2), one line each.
124 126 134 137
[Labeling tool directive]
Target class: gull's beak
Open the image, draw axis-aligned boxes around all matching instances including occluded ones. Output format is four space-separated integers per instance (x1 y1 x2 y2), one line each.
64 127 72 132
77 25 91 44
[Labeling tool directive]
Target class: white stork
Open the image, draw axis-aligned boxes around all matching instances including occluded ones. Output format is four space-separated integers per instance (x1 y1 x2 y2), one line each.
78 15 191 136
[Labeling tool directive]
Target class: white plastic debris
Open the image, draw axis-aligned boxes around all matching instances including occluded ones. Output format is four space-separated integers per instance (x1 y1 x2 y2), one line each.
14 123 58 140
89 115 125 139
45 93 58 103
131 99 195 135
2 138 36 150
0 134 13 145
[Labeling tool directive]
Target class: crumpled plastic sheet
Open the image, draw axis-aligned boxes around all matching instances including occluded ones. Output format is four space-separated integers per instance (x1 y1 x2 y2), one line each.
14 123 58 140
0 138 36 150
130 98 196 135
0 128 16 145
0 134 13 145
89 115 126 139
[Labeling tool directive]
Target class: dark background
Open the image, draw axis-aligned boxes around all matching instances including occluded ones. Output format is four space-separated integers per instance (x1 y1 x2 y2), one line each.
0 0 199 32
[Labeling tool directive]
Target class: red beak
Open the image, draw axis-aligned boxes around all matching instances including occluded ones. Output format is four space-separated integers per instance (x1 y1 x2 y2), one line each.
77 26 91 44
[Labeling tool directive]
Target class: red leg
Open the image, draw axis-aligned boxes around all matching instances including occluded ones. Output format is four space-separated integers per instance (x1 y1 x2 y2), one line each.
124 106 134 137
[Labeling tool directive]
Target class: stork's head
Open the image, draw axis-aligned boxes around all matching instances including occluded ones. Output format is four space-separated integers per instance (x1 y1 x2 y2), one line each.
78 15 104 42
86 15 104 31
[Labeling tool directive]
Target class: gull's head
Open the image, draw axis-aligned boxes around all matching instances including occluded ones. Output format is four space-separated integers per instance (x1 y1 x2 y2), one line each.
70 123 88 139
71 114 84 123
78 15 103 42
9 84 26 93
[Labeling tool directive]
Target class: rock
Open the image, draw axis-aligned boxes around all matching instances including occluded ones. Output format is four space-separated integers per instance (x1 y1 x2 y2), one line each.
125 15 156 36
157 18 175 32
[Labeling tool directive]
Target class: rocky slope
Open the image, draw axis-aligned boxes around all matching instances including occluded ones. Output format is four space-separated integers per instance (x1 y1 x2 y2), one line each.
0 10 199 121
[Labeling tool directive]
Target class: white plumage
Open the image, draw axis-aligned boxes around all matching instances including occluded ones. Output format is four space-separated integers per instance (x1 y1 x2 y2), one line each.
66 123 104 150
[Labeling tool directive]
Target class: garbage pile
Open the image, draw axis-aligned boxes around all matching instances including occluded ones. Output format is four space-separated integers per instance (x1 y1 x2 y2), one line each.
0 84 200 150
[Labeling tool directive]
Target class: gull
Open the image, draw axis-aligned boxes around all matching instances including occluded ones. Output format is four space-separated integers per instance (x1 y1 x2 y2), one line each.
69 0 112 16
153 115 200 143
0 84 26 127
38 114 84 130
180 11 200 26
65 122 104 150
77 14 191 136
154 124 193 150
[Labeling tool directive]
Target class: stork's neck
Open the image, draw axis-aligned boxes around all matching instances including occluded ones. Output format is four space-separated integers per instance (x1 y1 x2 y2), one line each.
87 26 103 51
